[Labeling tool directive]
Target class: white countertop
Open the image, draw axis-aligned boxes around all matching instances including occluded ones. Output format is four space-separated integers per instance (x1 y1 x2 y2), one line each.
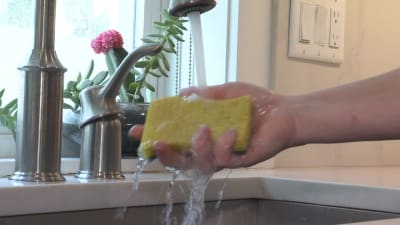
1 166 400 224
341 218 400 225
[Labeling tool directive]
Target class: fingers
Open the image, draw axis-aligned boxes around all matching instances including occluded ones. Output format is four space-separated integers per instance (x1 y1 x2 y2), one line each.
155 125 215 174
128 125 144 140
155 141 194 170
213 129 241 169
190 125 215 174
154 125 243 174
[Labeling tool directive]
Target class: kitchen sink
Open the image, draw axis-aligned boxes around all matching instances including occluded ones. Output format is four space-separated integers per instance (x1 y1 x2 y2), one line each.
1 199 399 225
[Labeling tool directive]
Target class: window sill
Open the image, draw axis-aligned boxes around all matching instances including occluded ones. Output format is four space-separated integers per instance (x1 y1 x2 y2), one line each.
0 158 165 177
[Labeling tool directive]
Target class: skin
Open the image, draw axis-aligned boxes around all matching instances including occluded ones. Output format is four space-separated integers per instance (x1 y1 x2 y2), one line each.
129 68 400 174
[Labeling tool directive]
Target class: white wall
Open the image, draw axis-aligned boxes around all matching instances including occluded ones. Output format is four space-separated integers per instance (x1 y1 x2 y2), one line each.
238 0 400 168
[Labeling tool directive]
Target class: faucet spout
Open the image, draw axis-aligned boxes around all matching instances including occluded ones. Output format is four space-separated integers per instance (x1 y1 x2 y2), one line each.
76 44 162 179
79 44 162 127
101 44 163 100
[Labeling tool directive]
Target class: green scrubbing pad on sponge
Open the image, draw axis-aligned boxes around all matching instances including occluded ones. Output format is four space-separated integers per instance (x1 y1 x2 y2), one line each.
138 95 253 159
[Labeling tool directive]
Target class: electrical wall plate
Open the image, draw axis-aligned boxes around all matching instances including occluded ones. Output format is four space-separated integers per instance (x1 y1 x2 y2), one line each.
288 0 345 64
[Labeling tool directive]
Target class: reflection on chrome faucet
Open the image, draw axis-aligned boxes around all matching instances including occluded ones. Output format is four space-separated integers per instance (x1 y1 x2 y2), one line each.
76 44 162 179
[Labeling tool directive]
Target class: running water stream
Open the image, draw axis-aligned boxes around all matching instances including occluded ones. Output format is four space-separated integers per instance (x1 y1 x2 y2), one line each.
187 11 207 87
122 10 228 225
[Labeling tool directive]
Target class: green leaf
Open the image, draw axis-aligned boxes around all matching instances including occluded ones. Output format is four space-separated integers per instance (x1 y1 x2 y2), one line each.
154 24 169 31
128 82 140 92
166 37 176 50
169 25 184 35
66 81 77 90
160 52 170 71
158 65 169 77
76 73 82 83
171 32 184 42
148 34 164 39
63 91 73 98
76 79 93 91
144 82 155 92
63 103 74 111
151 58 159 69
92 71 108 85
84 60 94 79
172 22 187 31
135 60 151 68
163 47 175 54
4 99 17 112
141 38 158 44
105 52 117 75
0 95 17 139
161 9 170 18
154 21 167 27
149 71 162 78
105 47 128 75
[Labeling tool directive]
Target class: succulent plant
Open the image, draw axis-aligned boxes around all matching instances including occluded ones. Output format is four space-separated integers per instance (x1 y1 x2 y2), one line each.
0 9 188 136
91 9 187 104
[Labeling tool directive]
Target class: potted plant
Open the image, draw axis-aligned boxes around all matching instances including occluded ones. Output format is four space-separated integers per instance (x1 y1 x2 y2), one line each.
62 9 187 157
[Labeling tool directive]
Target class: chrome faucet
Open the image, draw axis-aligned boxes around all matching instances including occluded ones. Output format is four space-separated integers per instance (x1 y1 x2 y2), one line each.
168 0 216 17
76 44 163 179
10 0 66 182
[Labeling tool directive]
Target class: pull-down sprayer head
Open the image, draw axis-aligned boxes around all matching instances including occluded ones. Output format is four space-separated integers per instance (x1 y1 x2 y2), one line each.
168 0 216 17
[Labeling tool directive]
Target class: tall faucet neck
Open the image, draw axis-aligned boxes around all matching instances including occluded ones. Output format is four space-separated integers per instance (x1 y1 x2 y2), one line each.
34 0 57 50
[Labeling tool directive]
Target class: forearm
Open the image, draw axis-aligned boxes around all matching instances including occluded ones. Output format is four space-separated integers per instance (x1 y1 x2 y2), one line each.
292 68 400 145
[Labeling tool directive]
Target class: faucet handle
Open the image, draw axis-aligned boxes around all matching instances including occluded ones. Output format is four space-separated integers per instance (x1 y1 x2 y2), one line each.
79 44 163 127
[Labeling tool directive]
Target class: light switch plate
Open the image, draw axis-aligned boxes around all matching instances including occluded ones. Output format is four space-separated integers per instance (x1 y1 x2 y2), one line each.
288 0 346 64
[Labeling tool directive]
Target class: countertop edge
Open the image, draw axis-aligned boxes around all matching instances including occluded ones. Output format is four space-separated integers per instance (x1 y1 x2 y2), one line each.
0 167 400 217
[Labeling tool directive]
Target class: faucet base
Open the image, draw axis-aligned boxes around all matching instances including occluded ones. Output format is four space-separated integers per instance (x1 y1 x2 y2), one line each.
9 171 65 182
75 171 125 180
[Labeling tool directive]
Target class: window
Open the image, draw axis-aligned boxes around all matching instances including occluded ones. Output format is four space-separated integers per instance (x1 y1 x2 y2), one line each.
0 0 157 160
0 0 233 172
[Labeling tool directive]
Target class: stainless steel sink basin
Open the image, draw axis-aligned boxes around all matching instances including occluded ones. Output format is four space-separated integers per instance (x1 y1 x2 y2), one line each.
1 199 399 225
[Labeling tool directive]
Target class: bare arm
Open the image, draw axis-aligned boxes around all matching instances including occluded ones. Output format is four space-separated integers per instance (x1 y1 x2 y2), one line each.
129 68 400 172
292 68 400 145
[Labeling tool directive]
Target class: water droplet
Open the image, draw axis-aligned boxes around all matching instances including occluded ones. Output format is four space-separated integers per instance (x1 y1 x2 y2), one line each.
133 157 148 190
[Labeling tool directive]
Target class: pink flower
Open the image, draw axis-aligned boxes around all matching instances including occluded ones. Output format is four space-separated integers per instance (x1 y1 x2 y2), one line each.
91 29 124 54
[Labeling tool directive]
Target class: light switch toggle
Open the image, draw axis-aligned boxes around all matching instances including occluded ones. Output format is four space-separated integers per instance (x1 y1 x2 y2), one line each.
299 3 315 43
314 5 328 46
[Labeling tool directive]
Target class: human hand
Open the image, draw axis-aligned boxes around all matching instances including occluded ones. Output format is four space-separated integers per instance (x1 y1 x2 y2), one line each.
129 82 298 173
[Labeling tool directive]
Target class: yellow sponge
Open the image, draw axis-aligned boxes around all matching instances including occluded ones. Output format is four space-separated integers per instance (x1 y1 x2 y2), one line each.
138 95 253 159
